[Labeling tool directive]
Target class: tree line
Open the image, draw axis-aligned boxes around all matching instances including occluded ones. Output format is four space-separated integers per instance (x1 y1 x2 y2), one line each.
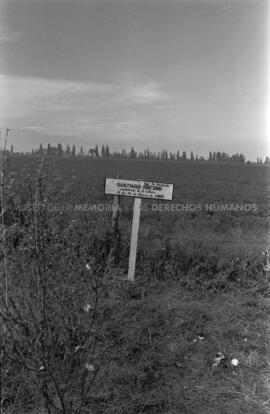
9 143 270 165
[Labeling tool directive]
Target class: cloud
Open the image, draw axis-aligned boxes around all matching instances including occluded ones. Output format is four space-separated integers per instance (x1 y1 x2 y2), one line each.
132 82 170 104
0 27 22 44
21 126 48 132
0 74 116 116
0 74 173 139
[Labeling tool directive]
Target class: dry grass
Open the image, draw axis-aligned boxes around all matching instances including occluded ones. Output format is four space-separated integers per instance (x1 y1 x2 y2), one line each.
76 274 270 414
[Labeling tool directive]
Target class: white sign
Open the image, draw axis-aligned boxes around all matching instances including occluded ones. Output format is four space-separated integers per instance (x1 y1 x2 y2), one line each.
105 178 174 201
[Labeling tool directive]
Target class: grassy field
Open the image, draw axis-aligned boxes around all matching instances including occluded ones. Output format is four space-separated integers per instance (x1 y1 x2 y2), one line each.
11 156 270 255
1 156 270 413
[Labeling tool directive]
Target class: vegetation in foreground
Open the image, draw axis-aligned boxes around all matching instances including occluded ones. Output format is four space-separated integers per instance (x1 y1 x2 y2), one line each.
1 201 270 413
0 156 269 413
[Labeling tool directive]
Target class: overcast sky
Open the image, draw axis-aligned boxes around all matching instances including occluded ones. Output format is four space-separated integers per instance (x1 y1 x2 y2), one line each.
0 0 268 160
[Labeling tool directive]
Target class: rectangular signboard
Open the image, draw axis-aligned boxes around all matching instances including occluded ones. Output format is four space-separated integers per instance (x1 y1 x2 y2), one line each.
105 178 174 200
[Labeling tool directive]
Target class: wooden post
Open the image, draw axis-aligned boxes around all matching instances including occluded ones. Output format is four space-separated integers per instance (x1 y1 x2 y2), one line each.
112 194 120 232
108 174 121 266
128 197 142 282
112 173 120 233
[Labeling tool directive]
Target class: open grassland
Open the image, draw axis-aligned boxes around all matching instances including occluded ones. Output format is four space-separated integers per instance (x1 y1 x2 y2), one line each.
1 156 270 413
12 156 270 256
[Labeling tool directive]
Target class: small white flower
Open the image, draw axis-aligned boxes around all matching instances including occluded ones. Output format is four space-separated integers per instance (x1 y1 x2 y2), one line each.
212 352 225 367
85 263 91 271
83 304 91 312
231 358 239 367
85 363 95 372
39 366 44 371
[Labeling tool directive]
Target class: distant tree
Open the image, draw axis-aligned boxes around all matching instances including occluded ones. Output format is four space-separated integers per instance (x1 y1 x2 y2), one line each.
47 143 51 156
111 151 118 158
10 144 14 154
21 142 254 165
221 152 229 162
239 153 245 164
161 149 168 160
145 149 150 159
264 156 270 165
57 143 63 156
88 148 97 157
216 151 222 162
129 147 137 159
230 153 245 164
101 145 106 157
105 145 110 157
65 144 71 156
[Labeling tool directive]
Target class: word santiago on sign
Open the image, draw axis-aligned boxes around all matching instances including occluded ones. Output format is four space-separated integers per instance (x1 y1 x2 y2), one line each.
105 178 174 201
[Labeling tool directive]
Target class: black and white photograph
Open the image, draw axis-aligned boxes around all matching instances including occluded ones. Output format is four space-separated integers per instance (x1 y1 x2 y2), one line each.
0 0 269 412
